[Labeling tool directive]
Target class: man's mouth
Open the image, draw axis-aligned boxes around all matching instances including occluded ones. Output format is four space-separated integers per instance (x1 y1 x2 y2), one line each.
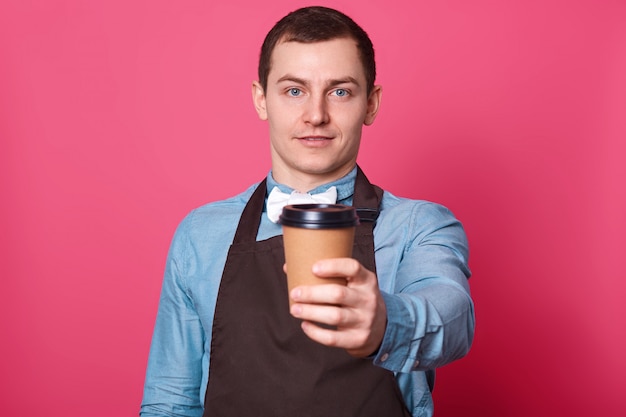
298 136 332 141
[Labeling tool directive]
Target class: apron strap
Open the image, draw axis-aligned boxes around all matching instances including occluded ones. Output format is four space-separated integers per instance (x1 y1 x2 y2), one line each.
354 165 384 226
353 165 384 212
231 178 268 244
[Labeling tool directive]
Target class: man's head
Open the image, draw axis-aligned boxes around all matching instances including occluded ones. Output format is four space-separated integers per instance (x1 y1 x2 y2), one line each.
258 6 376 95
252 7 382 191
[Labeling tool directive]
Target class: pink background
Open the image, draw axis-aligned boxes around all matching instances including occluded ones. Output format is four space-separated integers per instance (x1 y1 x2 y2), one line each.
1 0 625 416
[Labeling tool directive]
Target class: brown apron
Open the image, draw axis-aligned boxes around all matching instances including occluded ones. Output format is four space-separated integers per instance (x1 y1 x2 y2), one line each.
203 168 411 417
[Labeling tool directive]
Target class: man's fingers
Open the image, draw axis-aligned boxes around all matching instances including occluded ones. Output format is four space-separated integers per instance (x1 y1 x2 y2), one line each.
289 259 386 357
290 283 352 306
291 299 350 326
312 258 371 284
299 321 373 357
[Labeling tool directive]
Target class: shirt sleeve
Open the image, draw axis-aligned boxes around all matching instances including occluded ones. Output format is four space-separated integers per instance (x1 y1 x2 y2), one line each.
140 214 206 417
373 202 475 373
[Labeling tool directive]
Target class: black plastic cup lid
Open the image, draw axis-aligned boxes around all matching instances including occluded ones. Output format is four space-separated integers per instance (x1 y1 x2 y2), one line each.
279 204 360 229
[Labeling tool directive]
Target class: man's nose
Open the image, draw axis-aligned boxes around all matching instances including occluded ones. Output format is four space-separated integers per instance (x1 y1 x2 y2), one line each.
303 93 330 126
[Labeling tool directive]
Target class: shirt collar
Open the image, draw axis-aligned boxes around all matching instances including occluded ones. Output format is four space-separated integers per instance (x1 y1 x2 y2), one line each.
266 166 357 204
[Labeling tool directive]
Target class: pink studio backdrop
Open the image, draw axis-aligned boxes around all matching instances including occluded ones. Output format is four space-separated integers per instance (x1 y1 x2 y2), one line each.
1 0 625 416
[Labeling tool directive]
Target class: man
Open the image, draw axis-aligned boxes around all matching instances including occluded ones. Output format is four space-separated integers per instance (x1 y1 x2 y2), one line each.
140 6 474 417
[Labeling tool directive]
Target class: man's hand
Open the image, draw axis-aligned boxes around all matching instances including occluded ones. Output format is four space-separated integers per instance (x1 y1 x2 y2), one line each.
288 258 387 358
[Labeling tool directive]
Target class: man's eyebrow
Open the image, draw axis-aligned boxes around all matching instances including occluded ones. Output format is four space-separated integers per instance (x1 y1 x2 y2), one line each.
276 75 309 86
327 77 360 87
275 75 361 87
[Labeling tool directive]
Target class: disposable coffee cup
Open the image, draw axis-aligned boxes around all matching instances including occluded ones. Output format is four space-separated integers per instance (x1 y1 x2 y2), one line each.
279 204 359 306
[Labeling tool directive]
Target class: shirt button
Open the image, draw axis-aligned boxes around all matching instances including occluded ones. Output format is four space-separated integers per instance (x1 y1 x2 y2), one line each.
412 360 420 369
380 353 389 362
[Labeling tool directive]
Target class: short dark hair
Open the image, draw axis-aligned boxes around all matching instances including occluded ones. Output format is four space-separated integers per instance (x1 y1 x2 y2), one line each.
258 6 376 94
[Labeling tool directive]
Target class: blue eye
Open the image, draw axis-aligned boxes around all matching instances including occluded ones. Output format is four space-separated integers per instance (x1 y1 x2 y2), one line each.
288 88 301 96
334 89 348 97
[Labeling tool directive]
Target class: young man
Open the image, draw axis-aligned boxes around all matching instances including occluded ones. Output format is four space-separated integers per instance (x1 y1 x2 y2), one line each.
140 6 474 417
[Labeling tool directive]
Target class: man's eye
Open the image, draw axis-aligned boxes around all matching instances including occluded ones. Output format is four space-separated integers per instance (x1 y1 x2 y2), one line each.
334 89 349 97
288 88 301 96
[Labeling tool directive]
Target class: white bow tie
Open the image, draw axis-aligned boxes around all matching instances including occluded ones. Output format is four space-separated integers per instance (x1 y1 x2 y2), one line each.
266 186 338 223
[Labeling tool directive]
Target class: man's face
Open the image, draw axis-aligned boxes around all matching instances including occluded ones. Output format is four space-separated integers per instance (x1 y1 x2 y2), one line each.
252 37 382 190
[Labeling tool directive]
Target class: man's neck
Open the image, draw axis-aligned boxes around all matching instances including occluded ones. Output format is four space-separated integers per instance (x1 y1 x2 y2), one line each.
271 164 356 193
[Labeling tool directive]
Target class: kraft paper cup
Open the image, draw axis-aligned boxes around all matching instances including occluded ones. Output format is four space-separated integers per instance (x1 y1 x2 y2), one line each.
279 204 359 306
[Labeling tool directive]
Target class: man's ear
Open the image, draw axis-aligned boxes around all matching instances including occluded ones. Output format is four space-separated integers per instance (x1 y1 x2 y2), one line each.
364 85 382 126
252 81 268 121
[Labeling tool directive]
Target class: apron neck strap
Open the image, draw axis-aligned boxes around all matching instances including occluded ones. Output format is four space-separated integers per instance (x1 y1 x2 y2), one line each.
354 165 383 224
231 178 268 244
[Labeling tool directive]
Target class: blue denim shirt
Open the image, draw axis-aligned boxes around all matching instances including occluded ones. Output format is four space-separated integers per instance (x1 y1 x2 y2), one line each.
140 167 474 417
